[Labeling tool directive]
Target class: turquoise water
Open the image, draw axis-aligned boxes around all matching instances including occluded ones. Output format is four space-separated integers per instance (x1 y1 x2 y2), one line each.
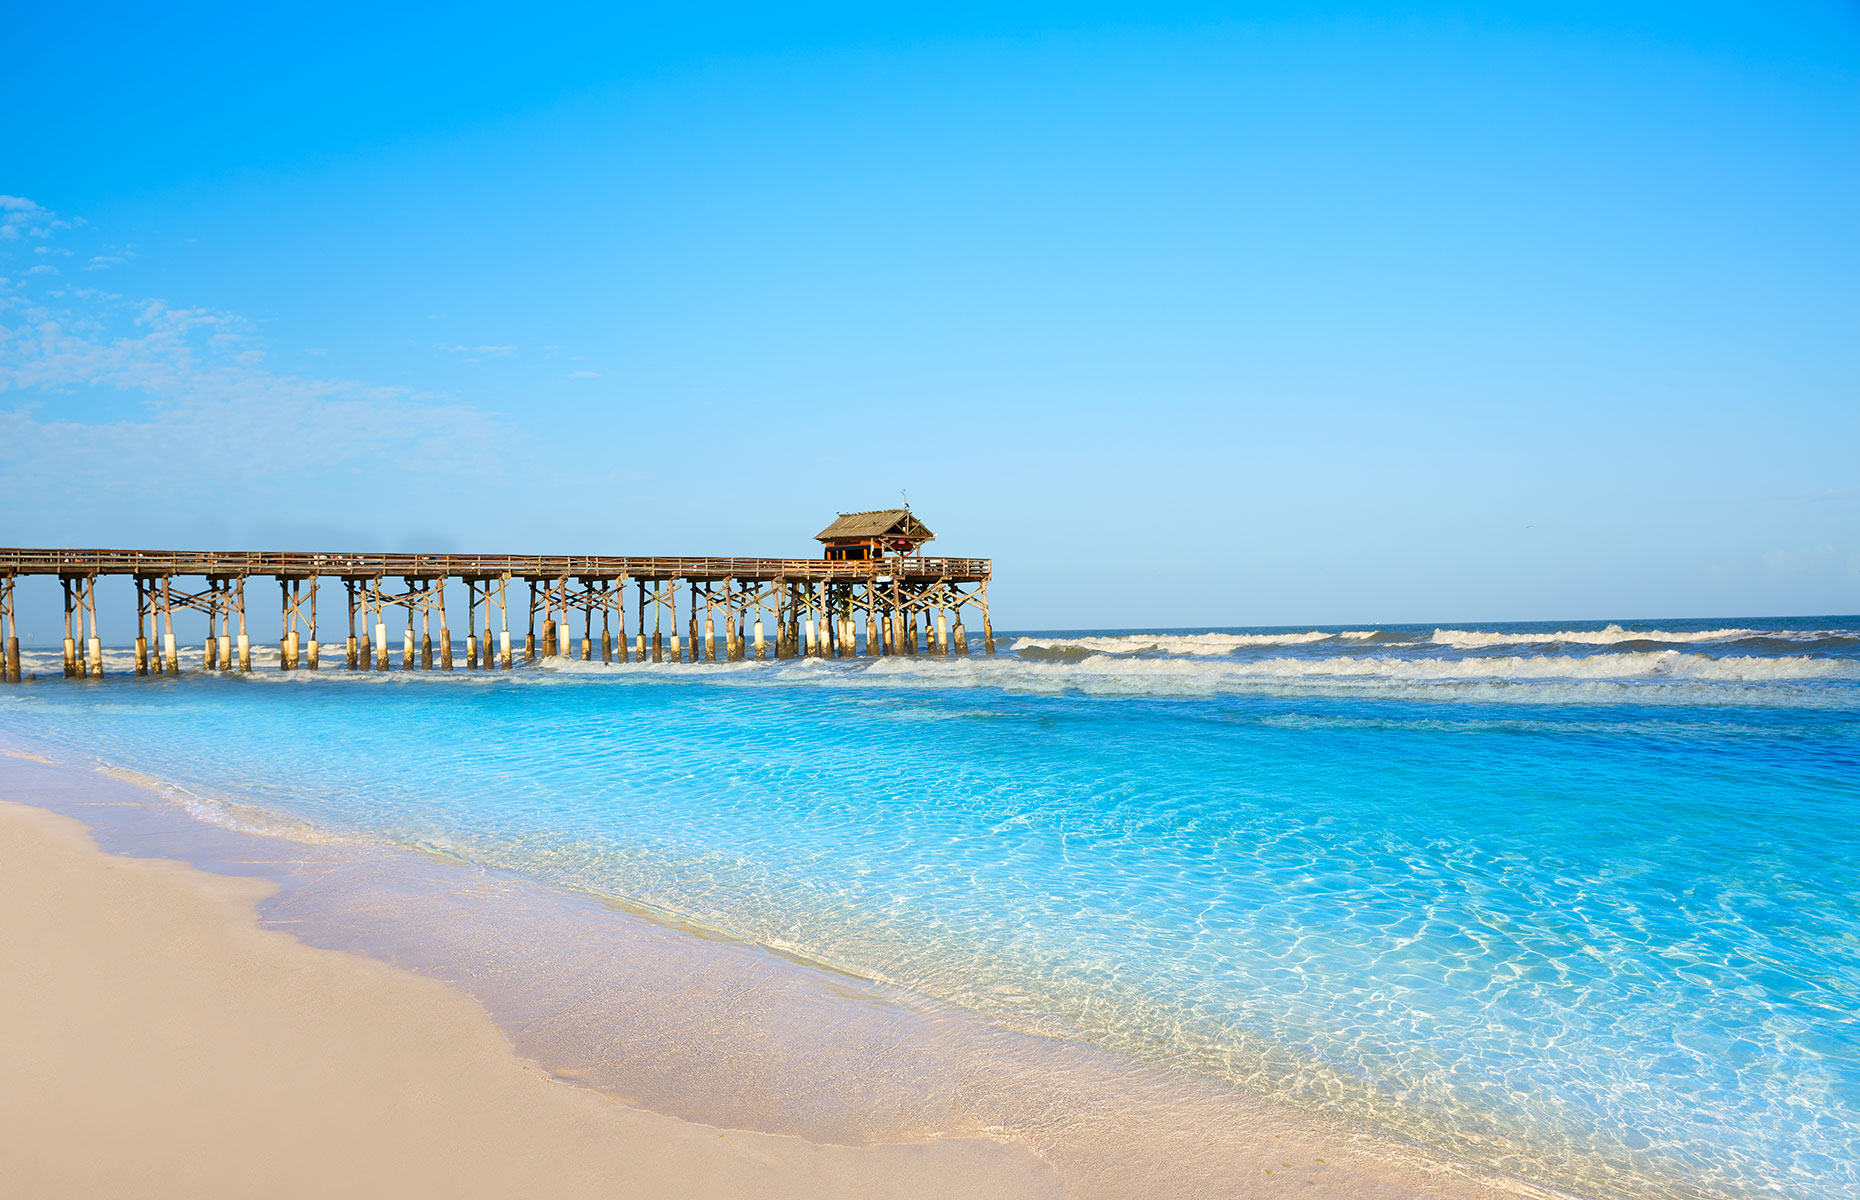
3 617 1857 1198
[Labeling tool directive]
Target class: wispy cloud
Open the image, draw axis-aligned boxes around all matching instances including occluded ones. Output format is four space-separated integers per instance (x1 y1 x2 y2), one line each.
0 195 76 241
0 198 513 518
569 369 600 379
83 248 133 270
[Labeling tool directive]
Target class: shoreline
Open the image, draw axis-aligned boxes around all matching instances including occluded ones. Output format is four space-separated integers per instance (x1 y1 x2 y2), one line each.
0 793 1067 1199
0 743 1572 1199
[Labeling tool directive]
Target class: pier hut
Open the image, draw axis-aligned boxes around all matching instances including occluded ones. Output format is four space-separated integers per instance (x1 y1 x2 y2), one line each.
815 509 935 562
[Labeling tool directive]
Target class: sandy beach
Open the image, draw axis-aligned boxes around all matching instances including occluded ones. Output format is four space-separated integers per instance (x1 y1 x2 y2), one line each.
0 797 1067 1200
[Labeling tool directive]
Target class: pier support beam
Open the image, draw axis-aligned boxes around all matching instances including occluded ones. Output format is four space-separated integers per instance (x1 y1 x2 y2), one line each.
439 579 454 670
60 578 76 677
345 580 360 669
234 578 251 673
466 580 480 670
370 580 388 671
526 581 539 663
62 575 102 678
160 579 178 675
306 578 319 670
134 579 151 675
488 584 502 668
0 574 18 683
493 575 511 670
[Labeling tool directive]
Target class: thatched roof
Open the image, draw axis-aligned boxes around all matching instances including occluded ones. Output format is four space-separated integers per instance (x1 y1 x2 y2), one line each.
814 509 935 544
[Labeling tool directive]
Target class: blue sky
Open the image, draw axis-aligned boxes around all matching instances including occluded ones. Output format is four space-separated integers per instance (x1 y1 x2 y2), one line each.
3 2 1857 631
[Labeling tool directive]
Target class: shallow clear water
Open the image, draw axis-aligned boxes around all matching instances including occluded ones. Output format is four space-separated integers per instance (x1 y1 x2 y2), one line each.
3 616 1857 1199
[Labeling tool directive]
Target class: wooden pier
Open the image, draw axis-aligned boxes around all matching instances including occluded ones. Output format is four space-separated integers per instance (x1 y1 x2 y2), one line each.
0 524 994 682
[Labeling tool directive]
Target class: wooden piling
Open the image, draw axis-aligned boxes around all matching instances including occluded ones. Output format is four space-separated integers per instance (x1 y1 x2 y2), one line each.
234 579 251 673
306 578 318 670
62 576 102 678
1 574 19 683
60 578 75 677
526 581 539 663
467 581 481 670
666 583 679 662
370 581 387 672
345 581 359 669
498 577 513 669
439 579 454 670
278 580 292 671
612 579 628 664
137 578 153 676
134 580 150 676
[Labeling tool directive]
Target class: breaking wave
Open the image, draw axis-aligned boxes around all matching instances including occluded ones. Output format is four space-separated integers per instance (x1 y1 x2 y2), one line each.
1432 624 1762 648
892 650 1856 685
1013 630 1375 656
6 628 1856 709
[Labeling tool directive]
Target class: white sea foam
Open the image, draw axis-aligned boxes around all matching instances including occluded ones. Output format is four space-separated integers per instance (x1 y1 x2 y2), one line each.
921 650 1856 684
1009 625 1845 658
1012 631 1347 656
1426 624 1804 648
7 640 1854 710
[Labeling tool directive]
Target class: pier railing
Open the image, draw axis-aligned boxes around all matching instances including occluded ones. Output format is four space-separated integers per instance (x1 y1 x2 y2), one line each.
0 548 991 583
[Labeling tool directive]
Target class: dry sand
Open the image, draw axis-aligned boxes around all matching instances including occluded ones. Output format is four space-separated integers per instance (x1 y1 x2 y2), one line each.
0 799 1068 1200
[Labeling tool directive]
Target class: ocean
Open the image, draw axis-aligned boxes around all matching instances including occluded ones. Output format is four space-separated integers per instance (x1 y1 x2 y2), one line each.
2 616 1856 1199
